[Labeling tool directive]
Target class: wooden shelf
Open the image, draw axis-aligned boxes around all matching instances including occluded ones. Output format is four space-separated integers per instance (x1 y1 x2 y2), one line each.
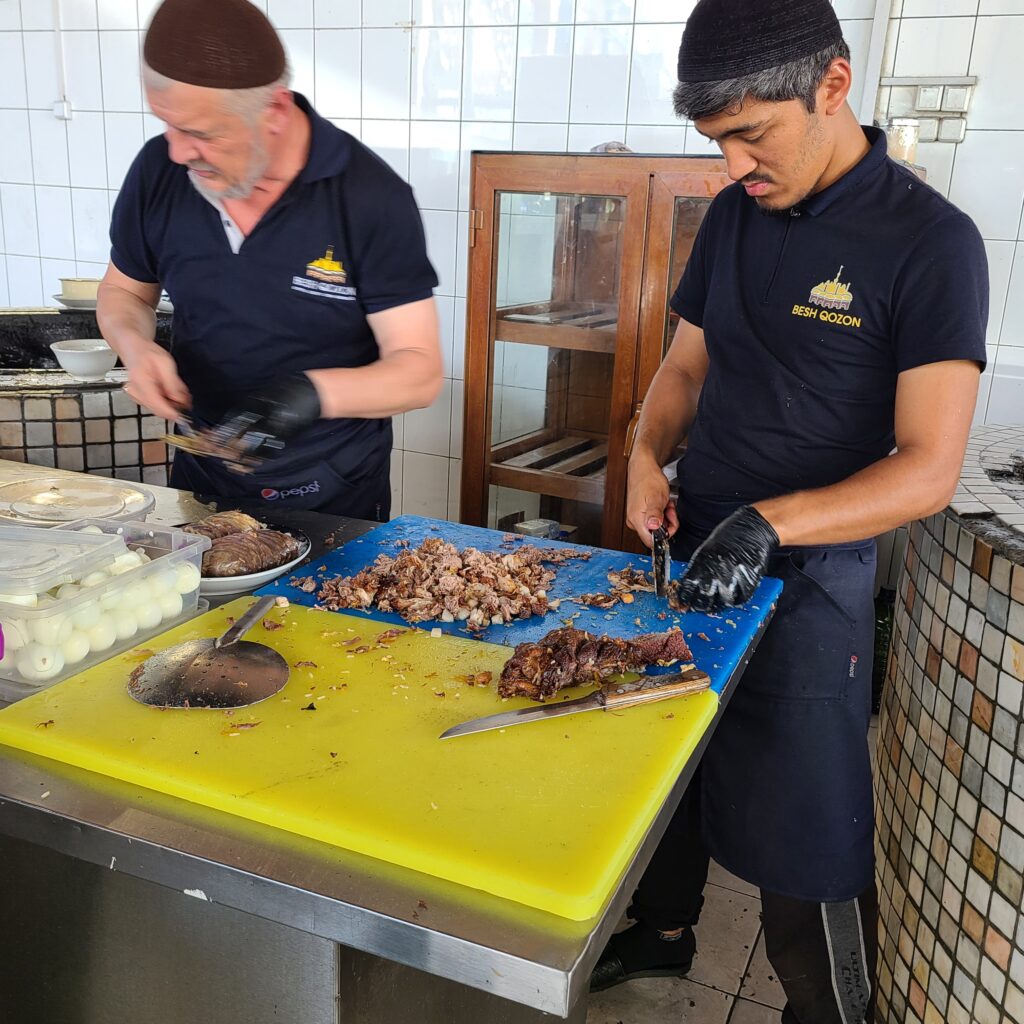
495 302 617 353
491 433 607 505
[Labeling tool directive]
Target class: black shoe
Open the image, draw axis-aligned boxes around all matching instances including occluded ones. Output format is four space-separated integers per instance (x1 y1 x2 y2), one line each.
589 923 696 993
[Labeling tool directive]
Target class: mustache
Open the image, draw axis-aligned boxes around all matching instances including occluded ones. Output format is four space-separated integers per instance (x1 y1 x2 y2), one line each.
740 174 773 186
188 161 218 173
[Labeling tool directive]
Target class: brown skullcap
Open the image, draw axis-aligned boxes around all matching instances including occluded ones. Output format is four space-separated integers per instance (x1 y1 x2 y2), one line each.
144 0 286 90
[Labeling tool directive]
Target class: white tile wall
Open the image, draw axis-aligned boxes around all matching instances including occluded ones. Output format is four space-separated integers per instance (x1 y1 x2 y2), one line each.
876 5 1024 429
0 0 1019 523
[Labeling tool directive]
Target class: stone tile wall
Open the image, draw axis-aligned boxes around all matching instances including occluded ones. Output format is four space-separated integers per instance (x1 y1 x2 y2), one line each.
0 372 170 486
876 427 1024 1024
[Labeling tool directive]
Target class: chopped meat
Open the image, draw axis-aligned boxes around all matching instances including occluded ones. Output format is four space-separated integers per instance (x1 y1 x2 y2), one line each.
498 627 693 701
183 510 264 541
574 593 620 609
608 567 654 594
202 530 301 577
315 538 587 631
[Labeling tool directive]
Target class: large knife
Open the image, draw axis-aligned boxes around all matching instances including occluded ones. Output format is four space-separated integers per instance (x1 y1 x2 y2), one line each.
651 526 671 598
439 668 711 740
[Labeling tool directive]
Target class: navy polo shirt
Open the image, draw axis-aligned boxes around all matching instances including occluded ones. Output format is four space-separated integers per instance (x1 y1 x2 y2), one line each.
109 93 437 486
671 127 988 535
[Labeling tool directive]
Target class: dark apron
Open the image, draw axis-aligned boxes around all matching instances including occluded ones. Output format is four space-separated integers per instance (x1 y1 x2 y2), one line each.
674 514 876 902
170 432 392 522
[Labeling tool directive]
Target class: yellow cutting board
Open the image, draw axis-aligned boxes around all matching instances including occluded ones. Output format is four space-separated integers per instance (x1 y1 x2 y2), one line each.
0 599 718 921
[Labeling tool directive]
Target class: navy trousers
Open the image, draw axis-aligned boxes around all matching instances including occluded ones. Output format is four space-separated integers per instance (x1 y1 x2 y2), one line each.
629 528 879 1022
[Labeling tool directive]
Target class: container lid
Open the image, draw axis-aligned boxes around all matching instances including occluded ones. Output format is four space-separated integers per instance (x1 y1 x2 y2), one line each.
0 526 126 595
0 477 155 525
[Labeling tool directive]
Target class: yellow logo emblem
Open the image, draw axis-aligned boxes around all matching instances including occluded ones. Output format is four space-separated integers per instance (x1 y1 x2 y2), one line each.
808 266 853 311
306 245 347 285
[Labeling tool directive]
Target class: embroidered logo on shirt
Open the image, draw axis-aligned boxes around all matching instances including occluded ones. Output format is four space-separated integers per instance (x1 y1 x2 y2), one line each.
808 266 853 310
305 245 347 284
791 265 862 328
291 244 357 301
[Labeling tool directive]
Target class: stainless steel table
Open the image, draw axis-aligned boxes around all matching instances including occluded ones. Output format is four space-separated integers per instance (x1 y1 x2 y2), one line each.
0 491 773 1024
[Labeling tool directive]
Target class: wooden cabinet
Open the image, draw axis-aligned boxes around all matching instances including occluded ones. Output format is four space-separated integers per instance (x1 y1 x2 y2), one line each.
460 153 730 551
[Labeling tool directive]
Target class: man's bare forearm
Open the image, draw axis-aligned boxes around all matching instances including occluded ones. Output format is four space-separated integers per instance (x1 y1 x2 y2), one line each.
96 283 159 364
755 447 960 548
631 362 703 468
307 348 443 419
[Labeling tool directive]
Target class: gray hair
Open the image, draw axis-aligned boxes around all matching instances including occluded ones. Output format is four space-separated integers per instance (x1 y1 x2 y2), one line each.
673 42 851 122
141 61 293 123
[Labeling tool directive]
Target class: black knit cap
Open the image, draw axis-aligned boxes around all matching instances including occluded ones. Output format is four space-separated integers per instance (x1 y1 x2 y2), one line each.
144 0 286 90
677 0 843 83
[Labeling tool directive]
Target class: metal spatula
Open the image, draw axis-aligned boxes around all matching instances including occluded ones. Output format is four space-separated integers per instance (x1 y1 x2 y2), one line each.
127 596 289 709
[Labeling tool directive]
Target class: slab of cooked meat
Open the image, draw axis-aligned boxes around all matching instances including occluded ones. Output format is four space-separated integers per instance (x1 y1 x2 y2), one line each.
203 530 301 577
498 626 693 701
314 536 587 631
184 510 265 541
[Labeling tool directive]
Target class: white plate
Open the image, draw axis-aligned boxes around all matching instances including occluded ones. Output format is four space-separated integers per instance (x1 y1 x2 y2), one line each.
53 295 173 312
199 536 312 597
53 295 97 310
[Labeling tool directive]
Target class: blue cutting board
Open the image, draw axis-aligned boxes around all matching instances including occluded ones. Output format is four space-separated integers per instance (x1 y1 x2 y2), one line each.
259 515 782 695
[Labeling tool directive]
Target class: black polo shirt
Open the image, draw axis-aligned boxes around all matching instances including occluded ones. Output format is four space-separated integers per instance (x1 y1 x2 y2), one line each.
670 127 988 535
109 93 437 487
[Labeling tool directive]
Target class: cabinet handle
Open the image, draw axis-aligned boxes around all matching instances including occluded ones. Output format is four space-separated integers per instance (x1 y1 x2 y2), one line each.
624 403 643 458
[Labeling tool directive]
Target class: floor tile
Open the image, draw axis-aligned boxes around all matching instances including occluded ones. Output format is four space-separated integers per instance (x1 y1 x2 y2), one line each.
728 997 784 1023
689 884 762 995
587 977 732 1024
738 932 786 1010
708 859 760 898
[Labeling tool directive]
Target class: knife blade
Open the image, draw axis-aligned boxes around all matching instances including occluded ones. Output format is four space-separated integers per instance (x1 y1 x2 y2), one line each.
652 527 671 598
439 667 711 740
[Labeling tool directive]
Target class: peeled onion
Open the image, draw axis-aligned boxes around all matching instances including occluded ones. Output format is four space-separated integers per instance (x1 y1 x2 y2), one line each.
2 618 31 653
79 571 108 588
136 603 162 630
118 583 149 611
86 618 117 652
56 583 81 601
175 562 201 595
77 526 104 535
150 569 178 597
62 631 90 665
71 602 102 631
0 593 38 608
107 552 144 577
17 643 65 681
158 592 183 621
32 612 73 647
111 610 138 641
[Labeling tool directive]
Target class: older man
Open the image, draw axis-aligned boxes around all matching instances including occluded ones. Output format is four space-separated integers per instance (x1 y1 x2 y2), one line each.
591 1 987 1021
97 0 441 518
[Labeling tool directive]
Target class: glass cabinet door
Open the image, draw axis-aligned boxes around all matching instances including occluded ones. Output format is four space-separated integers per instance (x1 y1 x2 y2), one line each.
660 197 713 357
486 191 626 546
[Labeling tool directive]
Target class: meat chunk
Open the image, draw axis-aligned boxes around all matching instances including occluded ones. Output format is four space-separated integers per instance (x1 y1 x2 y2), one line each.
498 626 692 701
202 530 301 577
184 510 264 541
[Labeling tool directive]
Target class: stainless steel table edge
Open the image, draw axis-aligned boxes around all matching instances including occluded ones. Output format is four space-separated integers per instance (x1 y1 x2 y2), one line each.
561 607 775 1013
0 607 776 1019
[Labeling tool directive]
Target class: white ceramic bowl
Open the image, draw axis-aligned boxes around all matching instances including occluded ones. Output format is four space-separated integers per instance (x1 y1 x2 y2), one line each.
50 339 118 382
59 277 101 300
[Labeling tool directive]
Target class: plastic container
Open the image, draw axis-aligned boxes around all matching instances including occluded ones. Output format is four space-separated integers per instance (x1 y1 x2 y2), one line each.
0 519 210 702
0 477 156 526
0 527 127 597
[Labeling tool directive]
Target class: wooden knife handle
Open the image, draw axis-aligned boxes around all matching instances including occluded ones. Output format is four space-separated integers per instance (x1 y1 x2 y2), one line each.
600 668 711 710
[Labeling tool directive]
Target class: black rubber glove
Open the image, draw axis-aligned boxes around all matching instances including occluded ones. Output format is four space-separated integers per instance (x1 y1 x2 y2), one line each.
675 505 779 614
212 372 322 460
